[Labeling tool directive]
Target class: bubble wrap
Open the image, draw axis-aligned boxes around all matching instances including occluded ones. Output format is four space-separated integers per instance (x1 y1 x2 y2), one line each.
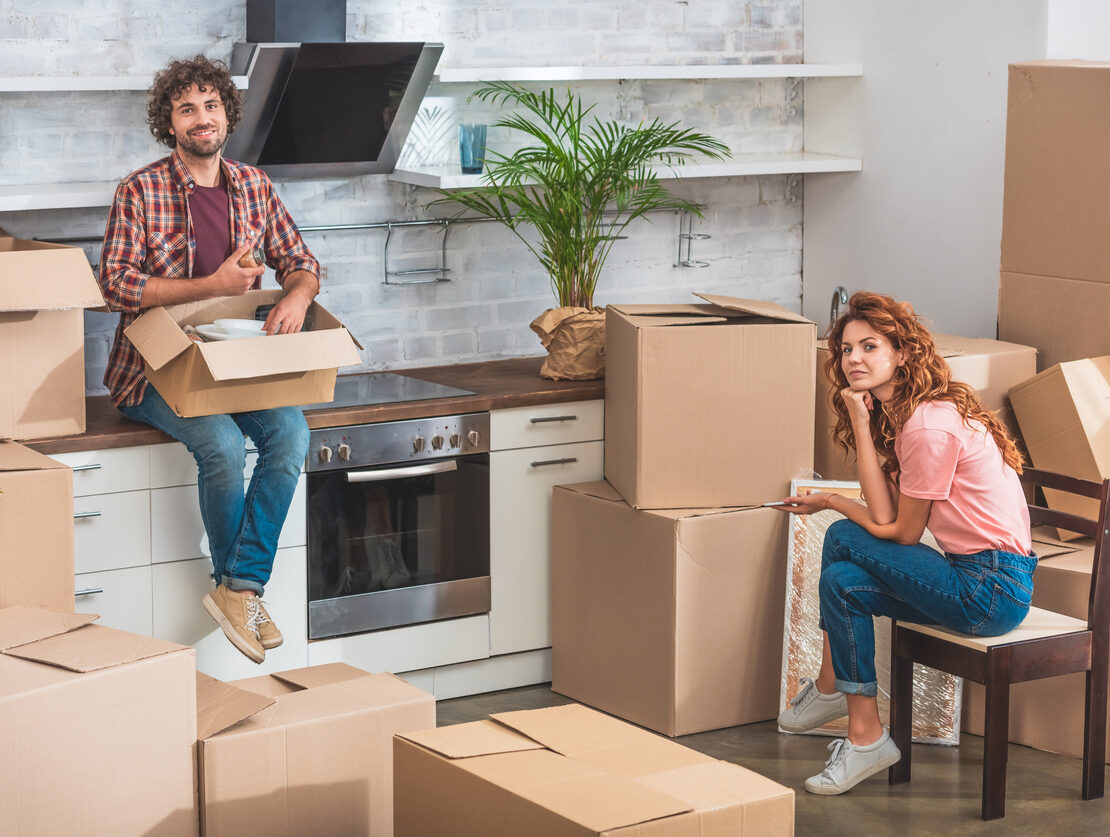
778 480 961 745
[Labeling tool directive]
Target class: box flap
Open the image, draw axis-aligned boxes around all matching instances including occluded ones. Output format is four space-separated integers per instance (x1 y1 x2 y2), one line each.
270 661 372 691
0 607 96 651
196 328 361 381
0 239 104 311
0 441 69 473
398 719 547 759
694 293 814 325
553 480 627 504
196 672 277 740
491 704 710 778
4 623 187 672
125 306 194 370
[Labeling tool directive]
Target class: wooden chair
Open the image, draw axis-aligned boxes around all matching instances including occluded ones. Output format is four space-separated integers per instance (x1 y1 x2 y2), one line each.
887 468 1110 820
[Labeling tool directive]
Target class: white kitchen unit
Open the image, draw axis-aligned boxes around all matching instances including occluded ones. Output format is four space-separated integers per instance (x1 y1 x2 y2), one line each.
73 565 153 636
488 399 604 656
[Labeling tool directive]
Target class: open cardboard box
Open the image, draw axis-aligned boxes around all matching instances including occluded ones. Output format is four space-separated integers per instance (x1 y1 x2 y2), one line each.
125 288 362 417
0 442 74 610
394 703 795 836
605 293 815 509
198 662 435 837
0 228 104 440
0 607 197 835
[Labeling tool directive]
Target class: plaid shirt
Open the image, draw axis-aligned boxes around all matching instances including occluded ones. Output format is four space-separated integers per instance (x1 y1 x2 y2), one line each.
99 152 319 406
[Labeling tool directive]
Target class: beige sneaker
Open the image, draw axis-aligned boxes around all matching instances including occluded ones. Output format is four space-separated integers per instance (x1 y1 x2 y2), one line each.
255 599 283 650
202 586 265 663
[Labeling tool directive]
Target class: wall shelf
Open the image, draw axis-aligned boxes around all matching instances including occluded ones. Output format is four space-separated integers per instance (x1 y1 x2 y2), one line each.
389 152 862 190
435 64 862 82
0 76 248 92
0 181 120 212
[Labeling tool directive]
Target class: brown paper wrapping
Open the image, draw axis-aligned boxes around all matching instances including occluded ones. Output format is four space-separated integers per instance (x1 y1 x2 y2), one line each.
530 306 605 380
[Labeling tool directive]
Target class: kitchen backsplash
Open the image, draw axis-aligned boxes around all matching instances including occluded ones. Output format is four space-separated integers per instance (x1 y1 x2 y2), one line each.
0 0 805 396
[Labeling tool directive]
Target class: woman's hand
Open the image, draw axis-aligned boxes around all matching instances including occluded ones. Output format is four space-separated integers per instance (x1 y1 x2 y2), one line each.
772 491 834 516
840 387 874 428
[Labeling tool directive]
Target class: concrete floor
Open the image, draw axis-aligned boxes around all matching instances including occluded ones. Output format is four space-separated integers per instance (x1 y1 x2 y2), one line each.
437 684 1110 836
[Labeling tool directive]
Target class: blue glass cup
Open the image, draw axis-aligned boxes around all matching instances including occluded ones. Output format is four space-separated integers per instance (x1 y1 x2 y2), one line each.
459 123 487 174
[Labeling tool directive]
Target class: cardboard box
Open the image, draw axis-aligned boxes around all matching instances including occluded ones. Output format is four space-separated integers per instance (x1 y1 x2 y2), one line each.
1001 61 1110 285
962 540 1110 763
0 230 104 439
198 661 435 837
394 703 795 837
605 294 816 509
0 607 197 835
1008 356 1110 525
125 288 362 417
998 272 1110 372
815 335 1037 480
551 481 789 736
0 441 74 610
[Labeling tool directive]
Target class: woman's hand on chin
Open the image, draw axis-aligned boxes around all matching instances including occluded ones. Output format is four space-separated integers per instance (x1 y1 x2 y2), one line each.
840 386 874 427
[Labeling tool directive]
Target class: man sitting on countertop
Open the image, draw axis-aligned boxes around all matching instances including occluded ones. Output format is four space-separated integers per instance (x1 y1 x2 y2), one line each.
98 54 318 664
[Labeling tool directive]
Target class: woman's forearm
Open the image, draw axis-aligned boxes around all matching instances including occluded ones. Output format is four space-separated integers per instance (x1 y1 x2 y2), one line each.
853 423 896 524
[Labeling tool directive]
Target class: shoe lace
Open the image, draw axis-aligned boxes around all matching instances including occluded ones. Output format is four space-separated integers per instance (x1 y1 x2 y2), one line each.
788 677 815 708
244 596 264 637
254 599 273 627
821 738 851 778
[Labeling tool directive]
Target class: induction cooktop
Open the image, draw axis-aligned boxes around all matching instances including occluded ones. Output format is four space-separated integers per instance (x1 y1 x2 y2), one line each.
304 372 475 410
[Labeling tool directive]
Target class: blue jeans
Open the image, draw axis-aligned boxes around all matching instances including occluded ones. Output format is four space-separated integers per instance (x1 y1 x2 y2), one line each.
819 519 1036 696
120 387 309 595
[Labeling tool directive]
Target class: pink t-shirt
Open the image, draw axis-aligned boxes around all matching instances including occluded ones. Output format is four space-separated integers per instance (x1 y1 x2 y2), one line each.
894 401 1031 556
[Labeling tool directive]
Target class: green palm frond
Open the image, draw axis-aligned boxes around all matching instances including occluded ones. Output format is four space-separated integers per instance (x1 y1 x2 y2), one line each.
429 83 729 309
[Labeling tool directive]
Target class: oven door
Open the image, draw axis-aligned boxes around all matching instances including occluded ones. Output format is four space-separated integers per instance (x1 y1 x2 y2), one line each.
306 452 489 639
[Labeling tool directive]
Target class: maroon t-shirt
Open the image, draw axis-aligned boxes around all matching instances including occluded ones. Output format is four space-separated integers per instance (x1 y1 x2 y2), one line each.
189 180 233 277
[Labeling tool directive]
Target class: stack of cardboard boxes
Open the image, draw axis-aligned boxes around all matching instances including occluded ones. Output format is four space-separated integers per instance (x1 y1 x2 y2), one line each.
550 295 816 738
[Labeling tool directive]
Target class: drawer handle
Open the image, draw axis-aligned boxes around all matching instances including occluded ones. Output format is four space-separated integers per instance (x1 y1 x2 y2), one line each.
73 511 103 519
246 447 259 455
530 457 579 468
529 415 578 424
72 463 103 472
74 587 104 597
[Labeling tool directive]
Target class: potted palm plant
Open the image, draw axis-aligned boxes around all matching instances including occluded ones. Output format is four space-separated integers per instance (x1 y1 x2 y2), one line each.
431 82 729 380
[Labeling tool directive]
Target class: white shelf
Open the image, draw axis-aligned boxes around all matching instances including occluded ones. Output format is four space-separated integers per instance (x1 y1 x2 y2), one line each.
0 75 248 92
0 180 120 212
389 152 863 189
435 64 862 82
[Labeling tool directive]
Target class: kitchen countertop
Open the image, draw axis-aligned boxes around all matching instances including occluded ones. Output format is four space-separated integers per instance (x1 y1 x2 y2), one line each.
25 357 605 455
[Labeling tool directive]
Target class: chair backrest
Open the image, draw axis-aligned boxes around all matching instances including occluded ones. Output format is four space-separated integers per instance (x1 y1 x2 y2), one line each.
1019 468 1110 638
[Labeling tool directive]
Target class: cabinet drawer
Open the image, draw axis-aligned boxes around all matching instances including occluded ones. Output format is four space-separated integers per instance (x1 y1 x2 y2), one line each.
490 400 603 451
151 546 307 680
74 565 153 637
53 447 150 496
150 441 303 489
74 490 151 573
149 474 307 564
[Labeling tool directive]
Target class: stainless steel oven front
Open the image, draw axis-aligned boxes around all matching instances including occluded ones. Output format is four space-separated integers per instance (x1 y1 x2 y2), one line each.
305 413 490 640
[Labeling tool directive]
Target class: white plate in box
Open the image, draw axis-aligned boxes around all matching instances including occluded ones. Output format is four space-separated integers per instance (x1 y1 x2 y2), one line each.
195 324 258 342
214 318 266 334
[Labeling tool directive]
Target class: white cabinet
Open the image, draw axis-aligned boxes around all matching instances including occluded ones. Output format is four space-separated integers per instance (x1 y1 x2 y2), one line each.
308 614 490 674
73 565 153 637
73 490 151 573
488 400 604 655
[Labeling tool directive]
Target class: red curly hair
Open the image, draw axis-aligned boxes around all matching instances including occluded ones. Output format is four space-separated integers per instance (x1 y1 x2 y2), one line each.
824 292 1023 476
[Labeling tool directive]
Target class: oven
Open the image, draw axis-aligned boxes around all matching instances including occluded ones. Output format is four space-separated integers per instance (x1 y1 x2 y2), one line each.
305 412 490 640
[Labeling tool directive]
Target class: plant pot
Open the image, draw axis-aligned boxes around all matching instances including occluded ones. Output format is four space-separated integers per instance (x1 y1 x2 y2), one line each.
530 306 605 381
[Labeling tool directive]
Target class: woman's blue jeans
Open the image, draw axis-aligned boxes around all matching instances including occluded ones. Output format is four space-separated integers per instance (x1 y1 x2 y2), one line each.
819 519 1037 696
120 386 309 595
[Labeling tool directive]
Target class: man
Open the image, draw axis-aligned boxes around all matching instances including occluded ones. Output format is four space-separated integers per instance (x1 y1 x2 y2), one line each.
99 55 318 664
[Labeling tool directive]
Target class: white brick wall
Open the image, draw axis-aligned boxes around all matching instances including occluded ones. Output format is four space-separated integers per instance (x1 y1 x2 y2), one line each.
0 0 806 395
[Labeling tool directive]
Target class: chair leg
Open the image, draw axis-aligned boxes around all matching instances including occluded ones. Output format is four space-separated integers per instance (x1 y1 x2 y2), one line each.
888 639 913 785
982 664 1011 821
1082 653 1108 800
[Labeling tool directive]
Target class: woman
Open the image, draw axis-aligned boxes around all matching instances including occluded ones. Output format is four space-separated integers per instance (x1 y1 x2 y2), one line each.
775 292 1034 795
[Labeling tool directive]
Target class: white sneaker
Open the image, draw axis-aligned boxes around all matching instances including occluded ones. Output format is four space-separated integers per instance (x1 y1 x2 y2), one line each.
778 677 849 733
804 727 902 795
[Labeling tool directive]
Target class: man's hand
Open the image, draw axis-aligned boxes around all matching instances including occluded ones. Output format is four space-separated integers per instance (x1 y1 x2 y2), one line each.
207 244 266 297
262 269 320 335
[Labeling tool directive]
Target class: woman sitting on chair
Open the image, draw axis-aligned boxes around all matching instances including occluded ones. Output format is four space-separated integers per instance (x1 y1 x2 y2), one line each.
775 291 1034 796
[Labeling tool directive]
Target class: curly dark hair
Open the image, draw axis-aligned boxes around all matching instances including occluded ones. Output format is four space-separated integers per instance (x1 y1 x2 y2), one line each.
824 291 1023 476
147 55 244 149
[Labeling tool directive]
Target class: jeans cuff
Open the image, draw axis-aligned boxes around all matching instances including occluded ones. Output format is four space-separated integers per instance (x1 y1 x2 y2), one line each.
222 575 264 596
835 677 878 697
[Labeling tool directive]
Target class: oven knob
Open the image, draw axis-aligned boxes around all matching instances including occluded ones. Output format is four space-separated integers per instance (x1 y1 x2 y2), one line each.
337 443 351 461
431 435 444 450
449 433 461 449
467 429 481 447
319 445 333 463
412 435 426 453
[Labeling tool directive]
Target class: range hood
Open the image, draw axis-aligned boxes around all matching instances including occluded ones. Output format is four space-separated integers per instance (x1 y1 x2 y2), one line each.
224 40 443 178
